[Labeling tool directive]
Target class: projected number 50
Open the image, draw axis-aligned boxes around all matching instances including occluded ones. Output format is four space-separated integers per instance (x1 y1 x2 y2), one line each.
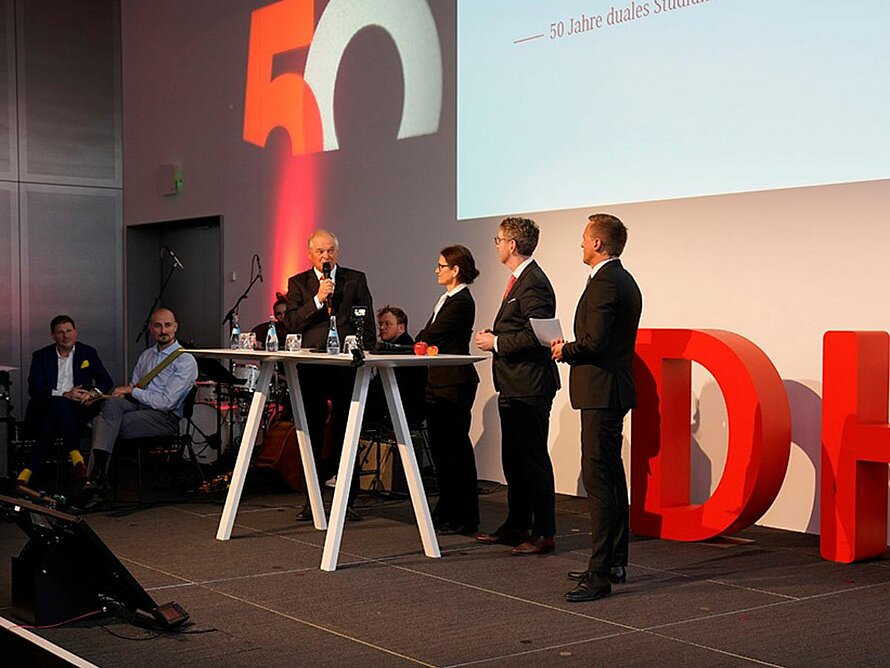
243 0 443 155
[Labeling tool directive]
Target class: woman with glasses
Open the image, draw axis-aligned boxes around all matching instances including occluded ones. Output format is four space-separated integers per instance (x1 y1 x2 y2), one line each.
417 245 481 535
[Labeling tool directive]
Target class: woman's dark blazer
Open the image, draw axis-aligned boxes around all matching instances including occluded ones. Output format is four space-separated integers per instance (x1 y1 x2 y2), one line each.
416 288 479 398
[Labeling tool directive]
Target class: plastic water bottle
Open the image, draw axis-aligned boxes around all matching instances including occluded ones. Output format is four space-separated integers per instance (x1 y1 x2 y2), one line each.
230 314 241 349
265 316 279 352
326 316 340 354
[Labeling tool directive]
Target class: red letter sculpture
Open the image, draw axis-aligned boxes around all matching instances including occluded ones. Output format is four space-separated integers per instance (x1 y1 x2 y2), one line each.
632 329 791 541
821 331 890 563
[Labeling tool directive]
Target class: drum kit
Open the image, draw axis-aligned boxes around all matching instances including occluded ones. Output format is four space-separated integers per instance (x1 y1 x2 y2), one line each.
190 360 289 466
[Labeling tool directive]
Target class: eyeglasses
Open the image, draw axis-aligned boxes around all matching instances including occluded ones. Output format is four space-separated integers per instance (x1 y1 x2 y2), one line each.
435 263 451 271
493 236 512 245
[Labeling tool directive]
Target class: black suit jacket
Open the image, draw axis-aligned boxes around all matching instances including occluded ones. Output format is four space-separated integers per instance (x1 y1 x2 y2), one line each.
417 288 480 392
563 259 642 411
283 265 375 350
491 260 560 399
28 342 113 400
368 331 427 424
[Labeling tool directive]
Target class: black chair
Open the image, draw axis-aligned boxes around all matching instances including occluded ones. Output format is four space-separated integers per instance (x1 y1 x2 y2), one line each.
114 386 207 505
358 419 435 496
11 417 91 495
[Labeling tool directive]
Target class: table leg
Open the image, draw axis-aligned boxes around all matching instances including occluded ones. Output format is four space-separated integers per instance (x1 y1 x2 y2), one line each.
216 362 275 540
379 367 440 559
320 366 371 571
283 362 326 530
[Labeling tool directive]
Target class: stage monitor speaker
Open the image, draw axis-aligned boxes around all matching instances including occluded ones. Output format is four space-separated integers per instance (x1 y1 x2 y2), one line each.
0 494 189 629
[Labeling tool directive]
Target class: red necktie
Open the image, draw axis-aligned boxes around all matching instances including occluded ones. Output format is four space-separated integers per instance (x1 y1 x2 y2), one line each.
503 274 516 301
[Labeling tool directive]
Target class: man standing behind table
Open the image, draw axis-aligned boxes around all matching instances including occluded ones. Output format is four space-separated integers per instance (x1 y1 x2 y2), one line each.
284 229 375 521
19 315 113 487
475 217 560 555
80 308 198 506
551 213 642 603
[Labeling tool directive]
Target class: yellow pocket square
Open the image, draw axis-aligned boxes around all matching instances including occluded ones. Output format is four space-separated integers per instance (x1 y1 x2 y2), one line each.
80 360 90 369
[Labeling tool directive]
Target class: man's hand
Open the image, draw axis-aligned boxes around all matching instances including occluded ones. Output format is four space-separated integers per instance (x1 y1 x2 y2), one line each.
551 338 566 362
62 385 86 402
475 329 496 352
81 388 104 405
111 384 133 397
316 278 335 305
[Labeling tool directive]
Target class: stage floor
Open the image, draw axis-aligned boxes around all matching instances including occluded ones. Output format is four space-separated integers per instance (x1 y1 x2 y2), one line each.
1 486 889 667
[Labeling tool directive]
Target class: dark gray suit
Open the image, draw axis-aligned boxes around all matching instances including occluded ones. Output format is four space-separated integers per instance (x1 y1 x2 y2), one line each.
562 259 642 575
284 265 375 490
491 260 560 538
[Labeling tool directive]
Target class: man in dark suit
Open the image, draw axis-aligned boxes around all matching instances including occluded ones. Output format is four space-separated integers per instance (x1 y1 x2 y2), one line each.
284 229 375 521
365 305 426 426
475 217 560 555
552 213 642 602
19 315 113 487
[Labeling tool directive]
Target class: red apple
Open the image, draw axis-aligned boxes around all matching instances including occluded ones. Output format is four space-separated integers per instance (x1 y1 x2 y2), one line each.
413 341 428 355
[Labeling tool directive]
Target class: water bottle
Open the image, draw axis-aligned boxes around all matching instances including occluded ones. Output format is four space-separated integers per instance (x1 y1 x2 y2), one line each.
265 316 279 352
326 315 340 354
230 314 241 349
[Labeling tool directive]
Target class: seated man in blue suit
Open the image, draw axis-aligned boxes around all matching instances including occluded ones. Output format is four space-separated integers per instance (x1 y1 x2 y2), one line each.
19 314 113 487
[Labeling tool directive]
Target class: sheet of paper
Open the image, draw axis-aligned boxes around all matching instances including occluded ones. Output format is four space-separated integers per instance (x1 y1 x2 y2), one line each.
529 318 563 347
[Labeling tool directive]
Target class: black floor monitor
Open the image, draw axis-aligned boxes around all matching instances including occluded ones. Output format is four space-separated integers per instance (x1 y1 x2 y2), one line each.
0 494 189 629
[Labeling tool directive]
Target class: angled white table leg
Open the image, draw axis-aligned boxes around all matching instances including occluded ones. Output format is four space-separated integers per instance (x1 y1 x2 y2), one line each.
379 366 440 559
283 362 326 530
216 361 275 540
320 365 371 571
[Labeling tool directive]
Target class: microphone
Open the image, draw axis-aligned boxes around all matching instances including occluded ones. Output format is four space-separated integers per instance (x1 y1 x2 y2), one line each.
256 254 264 283
162 245 184 269
322 261 332 314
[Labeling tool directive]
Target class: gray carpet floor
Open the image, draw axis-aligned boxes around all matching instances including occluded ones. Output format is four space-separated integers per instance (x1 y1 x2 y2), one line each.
2 486 889 667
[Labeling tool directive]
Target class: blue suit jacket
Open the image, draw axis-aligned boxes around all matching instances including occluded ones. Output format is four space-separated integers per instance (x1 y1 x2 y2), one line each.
28 343 113 400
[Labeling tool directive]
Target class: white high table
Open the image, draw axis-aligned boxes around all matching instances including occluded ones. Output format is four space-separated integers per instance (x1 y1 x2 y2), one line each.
187 348 483 571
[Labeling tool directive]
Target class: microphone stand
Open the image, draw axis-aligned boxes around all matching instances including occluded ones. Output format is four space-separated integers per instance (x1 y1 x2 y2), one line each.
136 254 179 348
221 274 262 330
221 256 263 335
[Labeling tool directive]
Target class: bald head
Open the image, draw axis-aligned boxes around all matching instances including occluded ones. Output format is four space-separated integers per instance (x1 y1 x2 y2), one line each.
150 308 179 349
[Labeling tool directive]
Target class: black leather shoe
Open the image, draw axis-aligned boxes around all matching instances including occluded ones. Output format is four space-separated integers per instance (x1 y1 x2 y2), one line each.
345 506 362 522
295 504 313 522
476 526 530 546
568 566 627 584
437 523 479 536
565 574 611 603
75 481 109 512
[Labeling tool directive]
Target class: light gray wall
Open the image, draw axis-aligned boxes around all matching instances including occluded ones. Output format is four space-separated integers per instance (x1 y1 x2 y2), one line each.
120 0 890 535
0 0 123 417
